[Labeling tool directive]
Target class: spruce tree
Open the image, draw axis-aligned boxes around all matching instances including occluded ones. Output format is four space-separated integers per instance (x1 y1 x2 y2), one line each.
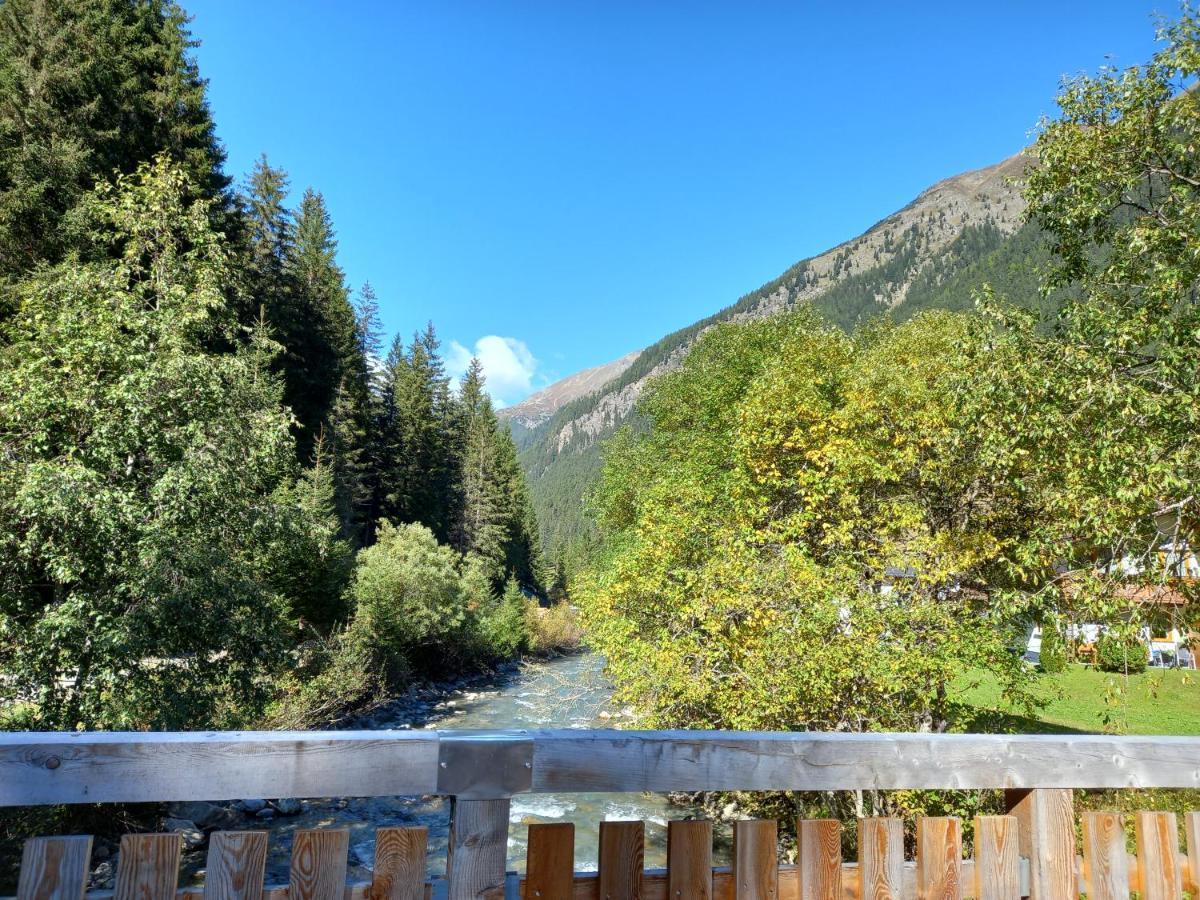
0 0 231 278
379 324 456 541
454 358 509 572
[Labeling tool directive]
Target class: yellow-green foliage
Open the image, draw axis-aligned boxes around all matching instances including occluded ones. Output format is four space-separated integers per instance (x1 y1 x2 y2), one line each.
524 600 583 653
580 310 1038 733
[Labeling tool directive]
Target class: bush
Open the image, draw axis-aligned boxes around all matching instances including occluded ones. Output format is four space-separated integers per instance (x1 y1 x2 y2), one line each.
1097 632 1148 674
350 521 467 661
1038 618 1067 673
525 600 583 653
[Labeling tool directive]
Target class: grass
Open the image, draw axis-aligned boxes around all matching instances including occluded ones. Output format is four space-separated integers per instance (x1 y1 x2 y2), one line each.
956 664 1200 735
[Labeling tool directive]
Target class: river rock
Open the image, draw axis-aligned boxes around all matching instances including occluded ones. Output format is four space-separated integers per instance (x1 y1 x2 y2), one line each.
254 808 276 820
273 798 302 816
237 799 267 813
163 818 205 850
167 801 235 830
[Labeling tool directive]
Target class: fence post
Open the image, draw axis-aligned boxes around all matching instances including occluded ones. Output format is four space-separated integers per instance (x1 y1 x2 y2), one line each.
445 797 511 900
1005 789 1075 900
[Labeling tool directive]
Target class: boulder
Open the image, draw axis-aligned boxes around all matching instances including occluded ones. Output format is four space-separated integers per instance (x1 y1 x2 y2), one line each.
236 799 267 813
162 818 205 850
166 801 233 831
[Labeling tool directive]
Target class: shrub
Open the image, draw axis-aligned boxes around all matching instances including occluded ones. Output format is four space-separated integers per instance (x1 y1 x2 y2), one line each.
350 521 467 660
1097 632 1148 674
525 600 583 653
1038 618 1067 674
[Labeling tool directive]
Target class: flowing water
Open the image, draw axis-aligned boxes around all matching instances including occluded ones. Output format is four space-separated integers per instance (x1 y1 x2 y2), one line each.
241 652 723 884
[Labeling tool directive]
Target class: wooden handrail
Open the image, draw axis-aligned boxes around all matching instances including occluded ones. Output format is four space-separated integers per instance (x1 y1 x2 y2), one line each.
2 729 1199 807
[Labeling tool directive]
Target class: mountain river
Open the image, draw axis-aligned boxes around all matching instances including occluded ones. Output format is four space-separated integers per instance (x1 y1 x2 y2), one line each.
239 652 727 884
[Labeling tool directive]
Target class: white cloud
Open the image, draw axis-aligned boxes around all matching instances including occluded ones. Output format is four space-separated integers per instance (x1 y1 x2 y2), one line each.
447 335 540 408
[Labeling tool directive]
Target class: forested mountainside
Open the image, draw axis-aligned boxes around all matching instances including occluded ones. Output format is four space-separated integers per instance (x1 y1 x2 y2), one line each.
523 152 1054 570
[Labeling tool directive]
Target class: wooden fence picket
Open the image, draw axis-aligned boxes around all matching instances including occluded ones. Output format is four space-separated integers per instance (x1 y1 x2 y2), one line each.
525 823 574 900
289 829 348 900
598 821 644 900
369 827 426 900
1184 811 1200 897
797 819 841 900
203 832 267 900
974 816 1019 900
16 836 92 900
667 820 712 900
1134 812 1180 900
916 817 962 900
1081 812 1128 900
114 834 182 900
732 819 778 900
858 818 903 900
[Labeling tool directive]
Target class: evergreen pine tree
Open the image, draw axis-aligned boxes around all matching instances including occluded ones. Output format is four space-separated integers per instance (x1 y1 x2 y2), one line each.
0 0 231 278
453 358 509 572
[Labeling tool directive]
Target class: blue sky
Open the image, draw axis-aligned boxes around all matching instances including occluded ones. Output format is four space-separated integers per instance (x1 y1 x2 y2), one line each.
188 1 1167 406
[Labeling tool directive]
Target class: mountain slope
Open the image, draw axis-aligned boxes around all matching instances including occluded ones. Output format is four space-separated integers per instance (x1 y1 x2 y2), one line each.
523 152 1039 567
500 350 641 432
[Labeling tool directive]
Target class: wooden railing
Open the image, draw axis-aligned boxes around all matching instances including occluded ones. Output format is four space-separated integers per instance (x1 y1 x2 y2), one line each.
2 730 1199 900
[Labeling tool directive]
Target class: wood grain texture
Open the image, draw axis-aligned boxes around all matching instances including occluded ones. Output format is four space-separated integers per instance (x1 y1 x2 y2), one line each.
797 820 841 900
7 731 1200 808
17 835 92 900
916 818 961 900
203 832 267 900
1081 812 1128 900
1184 812 1199 897
1005 789 1074 900
526 731 1200 794
1134 812 1179 900
445 798 510 900
369 828 426 900
289 830 349 900
115 834 183 900
525 823 574 900
0 732 438 807
667 820 712 900
598 821 643 900
973 817 1018 900
732 820 777 900
858 819 903 900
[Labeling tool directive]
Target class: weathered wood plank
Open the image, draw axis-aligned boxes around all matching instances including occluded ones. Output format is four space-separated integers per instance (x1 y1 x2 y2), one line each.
916 818 961 900
1006 789 1074 900
290 830 349 900
1184 811 1199 898
6 731 1200 807
1134 812 1180 900
667 821 712 900
858 818 902 900
17 836 92 900
204 832 268 900
115 834 182 900
527 732 1200 794
974 817 1018 900
732 820 777 899
1081 812 1128 900
798 820 841 900
369 828 426 900
525 823 574 899
598 821 643 900
445 798 509 900
0 733 439 806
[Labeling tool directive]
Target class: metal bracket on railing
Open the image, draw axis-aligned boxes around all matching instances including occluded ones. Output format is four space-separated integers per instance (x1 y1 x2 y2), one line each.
436 731 533 799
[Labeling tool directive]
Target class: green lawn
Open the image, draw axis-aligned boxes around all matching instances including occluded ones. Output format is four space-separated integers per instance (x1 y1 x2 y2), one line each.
956 664 1200 735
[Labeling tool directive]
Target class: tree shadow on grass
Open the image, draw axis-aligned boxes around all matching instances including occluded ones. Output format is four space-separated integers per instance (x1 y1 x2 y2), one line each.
948 702 1095 735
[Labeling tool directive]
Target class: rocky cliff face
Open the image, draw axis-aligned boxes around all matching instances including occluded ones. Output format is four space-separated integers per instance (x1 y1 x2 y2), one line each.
536 152 1030 454
499 350 641 430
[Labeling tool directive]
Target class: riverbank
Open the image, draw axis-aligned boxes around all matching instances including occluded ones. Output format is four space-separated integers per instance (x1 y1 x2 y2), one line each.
81 651 694 890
